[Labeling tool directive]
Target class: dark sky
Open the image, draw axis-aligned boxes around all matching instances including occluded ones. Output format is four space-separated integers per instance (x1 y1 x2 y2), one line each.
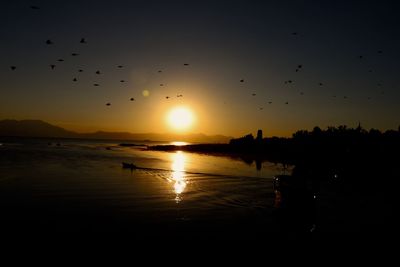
1 0 399 136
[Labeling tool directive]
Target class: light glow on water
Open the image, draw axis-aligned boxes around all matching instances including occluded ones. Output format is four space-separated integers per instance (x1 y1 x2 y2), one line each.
171 151 187 203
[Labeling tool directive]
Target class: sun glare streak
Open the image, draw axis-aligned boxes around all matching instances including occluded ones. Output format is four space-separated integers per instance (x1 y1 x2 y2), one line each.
171 151 187 203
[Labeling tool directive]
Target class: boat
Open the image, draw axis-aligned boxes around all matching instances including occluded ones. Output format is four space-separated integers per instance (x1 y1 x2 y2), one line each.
122 162 137 169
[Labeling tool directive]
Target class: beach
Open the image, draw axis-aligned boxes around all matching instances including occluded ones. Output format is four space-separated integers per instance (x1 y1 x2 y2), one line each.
0 137 395 242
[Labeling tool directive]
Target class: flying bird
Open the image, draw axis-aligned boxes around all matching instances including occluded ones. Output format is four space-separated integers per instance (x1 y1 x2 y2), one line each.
71 53 79 56
93 83 99 86
319 82 323 86
183 63 189 66
252 93 256 96
120 80 125 83
268 101 272 104
130 98 134 101
10 66 16 70
177 94 183 97
95 70 101 74
158 70 162 73
30 6 40 9
292 32 298 35
57 59 64 62
259 107 263 110
78 69 83 72
240 79 244 83
166 96 170 99
80 38 87 44
106 103 111 106
285 102 289 105
160 84 164 86
73 78 77 82
50 64 55 69
46 40 53 45
378 50 383 54
117 65 123 68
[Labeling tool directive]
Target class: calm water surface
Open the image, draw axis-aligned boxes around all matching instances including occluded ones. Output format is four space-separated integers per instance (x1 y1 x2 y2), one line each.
0 138 291 237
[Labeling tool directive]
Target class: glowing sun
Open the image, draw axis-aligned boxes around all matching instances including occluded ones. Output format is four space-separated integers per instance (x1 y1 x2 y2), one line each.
167 107 195 131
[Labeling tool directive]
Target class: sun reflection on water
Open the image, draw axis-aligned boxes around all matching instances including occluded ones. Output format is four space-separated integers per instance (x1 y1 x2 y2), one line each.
171 151 187 203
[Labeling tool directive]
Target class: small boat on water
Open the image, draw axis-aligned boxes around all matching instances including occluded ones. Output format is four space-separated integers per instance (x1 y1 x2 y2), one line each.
122 162 137 169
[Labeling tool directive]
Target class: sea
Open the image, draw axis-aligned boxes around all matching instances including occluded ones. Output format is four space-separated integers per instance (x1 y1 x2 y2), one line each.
0 137 294 240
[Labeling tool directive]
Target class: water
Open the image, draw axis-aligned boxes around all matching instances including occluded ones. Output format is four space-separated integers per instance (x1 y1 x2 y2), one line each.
0 137 290 237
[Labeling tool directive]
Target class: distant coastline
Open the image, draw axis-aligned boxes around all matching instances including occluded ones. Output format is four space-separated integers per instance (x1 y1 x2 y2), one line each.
148 125 400 168
0 119 232 143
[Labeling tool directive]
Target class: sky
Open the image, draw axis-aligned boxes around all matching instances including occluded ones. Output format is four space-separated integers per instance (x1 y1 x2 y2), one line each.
1 0 399 137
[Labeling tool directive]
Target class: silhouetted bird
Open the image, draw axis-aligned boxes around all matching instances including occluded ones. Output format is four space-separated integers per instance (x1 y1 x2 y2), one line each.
268 101 272 104
177 94 183 97
106 103 111 106
298 64 302 68
368 70 373 73
359 55 363 59
160 84 164 86
130 98 134 101
57 59 64 62
95 70 101 74
50 64 55 69
117 65 123 68
73 78 77 82
285 102 289 104
78 69 83 72
46 40 53 45
158 70 162 73
94 83 99 86
240 79 244 82
319 82 323 86
166 96 170 99
30 6 40 9
10 66 16 70
378 50 383 54
252 93 256 96
120 80 125 83
259 107 263 110
292 32 298 35
343 96 347 99
80 38 87 44
71 53 79 56
183 63 189 66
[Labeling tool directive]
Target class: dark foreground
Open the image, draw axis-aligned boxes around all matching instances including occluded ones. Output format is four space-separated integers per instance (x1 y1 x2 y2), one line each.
0 135 398 245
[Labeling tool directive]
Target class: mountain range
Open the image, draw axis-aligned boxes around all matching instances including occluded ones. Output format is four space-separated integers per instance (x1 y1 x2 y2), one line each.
0 119 232 143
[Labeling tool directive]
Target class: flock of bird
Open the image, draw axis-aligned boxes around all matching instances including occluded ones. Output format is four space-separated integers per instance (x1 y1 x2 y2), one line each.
7 5 388 111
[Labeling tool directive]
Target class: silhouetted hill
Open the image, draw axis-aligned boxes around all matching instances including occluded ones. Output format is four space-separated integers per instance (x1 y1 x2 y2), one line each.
0 119 78 138
0 119 232 143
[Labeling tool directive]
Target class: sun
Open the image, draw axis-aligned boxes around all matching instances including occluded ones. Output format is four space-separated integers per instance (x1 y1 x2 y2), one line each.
167 106 195 131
